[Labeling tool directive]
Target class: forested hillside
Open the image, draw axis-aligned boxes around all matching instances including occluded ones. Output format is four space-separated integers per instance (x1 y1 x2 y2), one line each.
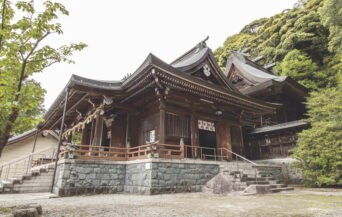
214 0 341 91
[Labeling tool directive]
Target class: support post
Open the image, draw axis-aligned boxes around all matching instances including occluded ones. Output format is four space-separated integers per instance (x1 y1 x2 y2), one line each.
125 113 130 148
190 114 199 158
28 128 40 172
50 88 70 193
159 109 165 144
31 129 39 153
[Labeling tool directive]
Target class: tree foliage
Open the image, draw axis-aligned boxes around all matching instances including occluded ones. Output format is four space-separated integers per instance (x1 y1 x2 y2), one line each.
0 0 87 155
319 0 342 53
71 132 81 145
291 88 342 187
278 49 327 90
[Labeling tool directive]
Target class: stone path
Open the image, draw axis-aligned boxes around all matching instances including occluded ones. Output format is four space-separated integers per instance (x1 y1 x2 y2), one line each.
0 188 341 216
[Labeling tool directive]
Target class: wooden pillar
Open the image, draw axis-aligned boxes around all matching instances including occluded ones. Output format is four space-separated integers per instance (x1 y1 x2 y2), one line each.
89 119 95 146
81 123 90 145
190 114 199 158
159 99 166 144
240 126 245 157
159 109 165 144
125 113 130 148
92 116 103 146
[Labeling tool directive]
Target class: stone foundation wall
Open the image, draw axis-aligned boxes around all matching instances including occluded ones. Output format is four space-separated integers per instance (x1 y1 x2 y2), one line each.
124 163 152 194
54 159 219 196
149 162 218 194
54 160 126 196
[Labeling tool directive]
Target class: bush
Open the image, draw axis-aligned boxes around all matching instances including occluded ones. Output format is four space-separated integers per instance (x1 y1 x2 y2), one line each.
291 88 342 187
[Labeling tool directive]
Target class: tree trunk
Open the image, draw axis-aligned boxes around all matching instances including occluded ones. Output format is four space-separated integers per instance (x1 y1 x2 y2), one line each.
0 108 19 156
0 60 27 156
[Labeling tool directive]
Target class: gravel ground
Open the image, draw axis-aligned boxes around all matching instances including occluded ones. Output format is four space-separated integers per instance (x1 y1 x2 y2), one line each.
0 188 342 217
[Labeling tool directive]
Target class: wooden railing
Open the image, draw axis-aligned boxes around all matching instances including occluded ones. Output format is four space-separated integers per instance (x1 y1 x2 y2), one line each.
59 142 256 165
59 142 184 161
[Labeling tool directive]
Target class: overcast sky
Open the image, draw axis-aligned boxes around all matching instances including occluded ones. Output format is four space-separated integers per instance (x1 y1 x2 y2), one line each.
33 0 298 109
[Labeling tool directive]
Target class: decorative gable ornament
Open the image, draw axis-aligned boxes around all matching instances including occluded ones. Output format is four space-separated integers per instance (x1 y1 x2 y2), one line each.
203 64 211 77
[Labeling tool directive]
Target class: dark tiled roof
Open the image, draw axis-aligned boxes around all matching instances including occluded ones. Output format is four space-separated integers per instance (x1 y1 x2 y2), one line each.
225 51 284 84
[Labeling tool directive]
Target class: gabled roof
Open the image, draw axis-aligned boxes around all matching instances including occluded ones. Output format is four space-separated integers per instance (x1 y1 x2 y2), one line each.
225 51 281 83
171 37 237 91
225 51 308 98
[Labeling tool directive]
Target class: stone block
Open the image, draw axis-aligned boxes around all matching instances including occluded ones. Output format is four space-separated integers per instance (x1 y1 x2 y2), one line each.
78 174 86 180
86 174 96 179
204 173 233 194
243 184 271 195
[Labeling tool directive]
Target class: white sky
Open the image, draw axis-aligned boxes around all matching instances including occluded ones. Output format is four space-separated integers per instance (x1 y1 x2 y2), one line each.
33 0 298 109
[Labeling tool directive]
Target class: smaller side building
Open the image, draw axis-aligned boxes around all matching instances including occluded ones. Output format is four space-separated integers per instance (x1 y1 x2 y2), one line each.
0 130 58 166
224 50 309 160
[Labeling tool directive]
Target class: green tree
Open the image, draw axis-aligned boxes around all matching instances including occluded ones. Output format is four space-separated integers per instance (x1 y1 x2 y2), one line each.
71 132 81 145
319 0 342 53
292 87 342 187
278 49 326 90
0 0 87 156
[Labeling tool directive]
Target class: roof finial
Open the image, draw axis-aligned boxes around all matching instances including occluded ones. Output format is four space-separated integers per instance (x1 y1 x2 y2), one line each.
197 36 209 50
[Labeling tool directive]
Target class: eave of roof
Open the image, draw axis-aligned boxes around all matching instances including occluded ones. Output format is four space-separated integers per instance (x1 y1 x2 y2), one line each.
249 120 309 135
241 76 308 98
227 53 278 84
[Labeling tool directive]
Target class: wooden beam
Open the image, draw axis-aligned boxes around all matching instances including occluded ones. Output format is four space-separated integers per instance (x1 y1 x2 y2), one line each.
50 93 89 130
108 103 139 113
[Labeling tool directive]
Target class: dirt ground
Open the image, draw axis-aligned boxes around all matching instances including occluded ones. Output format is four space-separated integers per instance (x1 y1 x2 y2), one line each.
0 187 342 217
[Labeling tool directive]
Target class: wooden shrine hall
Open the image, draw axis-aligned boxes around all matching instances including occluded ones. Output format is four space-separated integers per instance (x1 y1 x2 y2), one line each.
40 38 281 162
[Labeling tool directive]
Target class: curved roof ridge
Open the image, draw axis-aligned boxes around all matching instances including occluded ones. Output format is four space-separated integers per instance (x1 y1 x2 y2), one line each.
170 36 209 66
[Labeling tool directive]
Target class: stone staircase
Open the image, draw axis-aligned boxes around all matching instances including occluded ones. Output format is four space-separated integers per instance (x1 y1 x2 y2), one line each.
0 163 54 193
218 162 294 193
